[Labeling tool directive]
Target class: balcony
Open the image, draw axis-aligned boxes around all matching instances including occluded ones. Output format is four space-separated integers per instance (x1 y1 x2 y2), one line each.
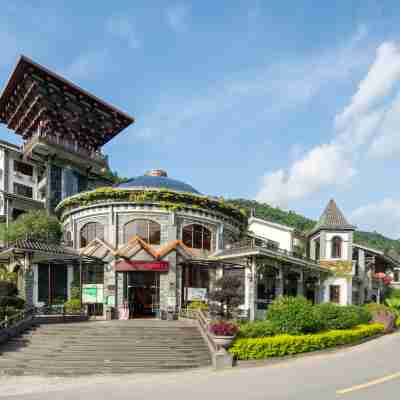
22 131 108 173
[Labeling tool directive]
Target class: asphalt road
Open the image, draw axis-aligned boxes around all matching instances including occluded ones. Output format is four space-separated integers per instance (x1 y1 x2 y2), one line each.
1 331 399 400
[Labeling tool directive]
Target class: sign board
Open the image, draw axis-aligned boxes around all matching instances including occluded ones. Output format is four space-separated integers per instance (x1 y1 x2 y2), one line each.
115 260 169 272
82 284 104 304
106 295 115 306
187 287 208 301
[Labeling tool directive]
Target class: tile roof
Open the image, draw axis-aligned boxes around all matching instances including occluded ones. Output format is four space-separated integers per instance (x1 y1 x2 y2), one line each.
309 199 355 236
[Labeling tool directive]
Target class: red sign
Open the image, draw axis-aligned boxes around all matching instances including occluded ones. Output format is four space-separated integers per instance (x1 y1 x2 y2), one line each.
115 260 169 272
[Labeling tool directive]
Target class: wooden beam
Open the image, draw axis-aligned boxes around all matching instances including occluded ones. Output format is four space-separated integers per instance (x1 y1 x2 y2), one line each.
7 81 36 128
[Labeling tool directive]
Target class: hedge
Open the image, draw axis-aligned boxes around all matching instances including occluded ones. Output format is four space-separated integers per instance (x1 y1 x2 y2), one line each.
229 323 384 360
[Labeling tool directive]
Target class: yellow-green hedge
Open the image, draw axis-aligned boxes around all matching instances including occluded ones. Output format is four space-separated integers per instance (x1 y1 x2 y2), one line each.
229 323 384 360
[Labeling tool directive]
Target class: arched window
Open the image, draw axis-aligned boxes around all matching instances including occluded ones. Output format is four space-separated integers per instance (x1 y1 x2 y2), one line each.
80 222 104 248
182 224 212 251
123 219 161 245
331 236 342 259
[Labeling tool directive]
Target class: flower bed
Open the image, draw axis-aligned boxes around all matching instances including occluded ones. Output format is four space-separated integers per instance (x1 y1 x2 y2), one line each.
229 323 384 360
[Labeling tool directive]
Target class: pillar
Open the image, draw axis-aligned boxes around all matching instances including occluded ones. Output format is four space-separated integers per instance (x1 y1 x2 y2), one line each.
67 265 74 300
297 270 304 297
275 267 283 298
249 256 257 321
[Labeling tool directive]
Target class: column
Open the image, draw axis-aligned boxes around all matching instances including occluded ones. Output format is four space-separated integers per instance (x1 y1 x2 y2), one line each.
275 267 284 298
32 264 38 306
67 265 74 300
297 270 304 297
249 256 257 321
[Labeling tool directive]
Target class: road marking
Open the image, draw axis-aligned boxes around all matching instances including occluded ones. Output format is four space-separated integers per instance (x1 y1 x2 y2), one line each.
337 372 400 395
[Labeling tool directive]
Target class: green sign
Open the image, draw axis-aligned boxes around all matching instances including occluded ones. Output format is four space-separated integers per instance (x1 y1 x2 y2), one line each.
82 284 104 304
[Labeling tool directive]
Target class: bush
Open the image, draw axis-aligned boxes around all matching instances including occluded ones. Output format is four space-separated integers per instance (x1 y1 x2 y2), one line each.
365 303 397 333
315 303 371 330
0 296 25 309
209 321 239 336
187 300 208 311
229 324 384 360
238 321 276 338
0 281 18 297
64 299 81 314
267 296 323 335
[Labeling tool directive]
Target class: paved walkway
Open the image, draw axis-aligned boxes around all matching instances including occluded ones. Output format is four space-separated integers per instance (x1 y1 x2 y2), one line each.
1 331 400 399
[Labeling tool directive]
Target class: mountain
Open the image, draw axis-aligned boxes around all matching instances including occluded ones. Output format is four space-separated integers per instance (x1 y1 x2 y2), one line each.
227 199 400 254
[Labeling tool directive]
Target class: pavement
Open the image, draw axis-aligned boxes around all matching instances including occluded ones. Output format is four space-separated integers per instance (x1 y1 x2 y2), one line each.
1 331 400 400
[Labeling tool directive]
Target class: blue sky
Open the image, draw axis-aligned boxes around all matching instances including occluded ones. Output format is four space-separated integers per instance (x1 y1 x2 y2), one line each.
1 1 400 238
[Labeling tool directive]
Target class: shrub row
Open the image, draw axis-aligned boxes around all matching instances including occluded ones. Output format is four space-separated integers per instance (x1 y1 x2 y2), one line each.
229 324 384 360
264 297 372 336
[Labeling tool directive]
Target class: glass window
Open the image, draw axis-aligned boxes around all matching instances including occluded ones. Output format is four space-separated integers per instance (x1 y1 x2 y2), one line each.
182 224 212 251
329 285 341 303
14 160 33 176
332 236 342 259
123 219 161 245
13 183 33 198
80 222 104 248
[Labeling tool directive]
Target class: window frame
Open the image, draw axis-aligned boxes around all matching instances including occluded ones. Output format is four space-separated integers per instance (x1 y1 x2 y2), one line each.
123 219 161 245
182 224 212 251
80 222 104 248
329 285 341 304
13 182 33 198
331 236 343 259
14 160 33 177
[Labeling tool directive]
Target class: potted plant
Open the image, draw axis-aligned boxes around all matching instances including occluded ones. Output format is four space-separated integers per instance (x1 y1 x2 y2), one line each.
209 320 239 348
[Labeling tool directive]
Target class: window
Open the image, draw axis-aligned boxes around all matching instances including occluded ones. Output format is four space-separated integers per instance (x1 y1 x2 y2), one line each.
80 222 104 248
331 236 342 259
329 285 341 304
182 224 212 251
13 183 33 198
123 219 161 245
14 160 33 177
394 270 400 283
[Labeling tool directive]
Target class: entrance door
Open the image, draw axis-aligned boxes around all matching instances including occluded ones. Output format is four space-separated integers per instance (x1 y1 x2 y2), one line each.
127 272 160 317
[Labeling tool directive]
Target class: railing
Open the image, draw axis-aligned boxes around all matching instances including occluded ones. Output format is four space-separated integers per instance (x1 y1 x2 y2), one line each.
23 131 108 165
0 307 34 330
34 304 88 316
229 237 319 265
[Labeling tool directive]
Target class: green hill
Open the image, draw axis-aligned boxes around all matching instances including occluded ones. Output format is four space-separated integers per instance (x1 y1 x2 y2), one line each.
227 198 400 254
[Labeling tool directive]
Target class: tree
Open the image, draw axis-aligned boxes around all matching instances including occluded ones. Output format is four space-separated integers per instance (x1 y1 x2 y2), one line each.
209 274 244 319
0 210 62 244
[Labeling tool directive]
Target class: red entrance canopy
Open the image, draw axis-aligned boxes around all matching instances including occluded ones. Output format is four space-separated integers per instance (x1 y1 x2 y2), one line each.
115 260 169 272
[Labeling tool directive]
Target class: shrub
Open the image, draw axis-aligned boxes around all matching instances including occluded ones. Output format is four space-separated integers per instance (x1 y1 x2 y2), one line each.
315 303 371 330
267 296 323 335
0 296 25 309
64 299 81 314
187 300 208 311
365 303 397 333
229 324 384 360
0 281 18 297
209 321 239 336
238 320 276 338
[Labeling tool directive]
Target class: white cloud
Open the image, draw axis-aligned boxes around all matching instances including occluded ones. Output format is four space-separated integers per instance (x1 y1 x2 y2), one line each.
351 198 400 239
64 50 109 81
106 16 141 49
256 40 400 207
256 143 356 207
166 4 189 32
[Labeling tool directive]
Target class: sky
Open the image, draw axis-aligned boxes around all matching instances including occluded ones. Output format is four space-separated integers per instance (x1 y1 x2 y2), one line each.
1 1 400 238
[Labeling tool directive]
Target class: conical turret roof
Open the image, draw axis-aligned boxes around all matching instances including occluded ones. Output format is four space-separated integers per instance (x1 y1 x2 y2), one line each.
308 199 355 236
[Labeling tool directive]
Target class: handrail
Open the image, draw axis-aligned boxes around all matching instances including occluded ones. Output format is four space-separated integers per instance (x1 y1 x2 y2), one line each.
0 307 34 330
196 309 218 352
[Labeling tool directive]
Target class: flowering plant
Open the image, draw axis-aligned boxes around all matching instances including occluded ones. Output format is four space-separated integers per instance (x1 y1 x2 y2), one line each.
209 321 239 336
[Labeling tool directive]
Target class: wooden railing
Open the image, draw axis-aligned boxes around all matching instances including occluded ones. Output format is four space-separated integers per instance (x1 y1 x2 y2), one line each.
0 307 34 330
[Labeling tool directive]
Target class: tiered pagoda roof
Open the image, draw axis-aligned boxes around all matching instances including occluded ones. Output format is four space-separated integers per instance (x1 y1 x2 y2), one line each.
0 55 134 149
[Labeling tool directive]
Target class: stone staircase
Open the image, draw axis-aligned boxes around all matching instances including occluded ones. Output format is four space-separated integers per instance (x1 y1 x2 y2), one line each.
0 319 212 376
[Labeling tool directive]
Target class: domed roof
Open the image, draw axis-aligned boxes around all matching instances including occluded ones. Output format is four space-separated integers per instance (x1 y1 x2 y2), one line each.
116 169 201 194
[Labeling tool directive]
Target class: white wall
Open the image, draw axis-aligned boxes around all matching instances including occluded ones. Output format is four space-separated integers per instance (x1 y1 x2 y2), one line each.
323 276 352 305
8 153 40 201
248 218 293 251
